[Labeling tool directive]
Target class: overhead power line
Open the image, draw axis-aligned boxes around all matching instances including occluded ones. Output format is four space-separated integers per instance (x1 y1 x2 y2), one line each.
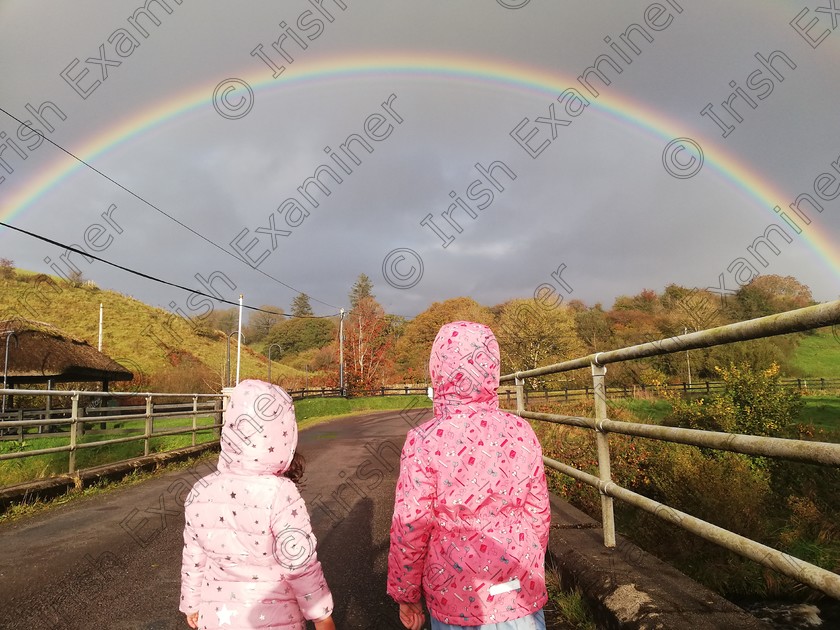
0 105 337 309
0 220 336 319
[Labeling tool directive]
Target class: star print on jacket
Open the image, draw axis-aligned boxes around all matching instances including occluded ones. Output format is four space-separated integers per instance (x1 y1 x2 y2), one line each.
180 380 334 629
387 322 550 627
217 604 237 625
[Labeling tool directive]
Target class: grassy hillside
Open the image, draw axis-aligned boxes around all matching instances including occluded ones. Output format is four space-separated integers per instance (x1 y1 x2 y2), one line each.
790 328 840 378
0 270 312 391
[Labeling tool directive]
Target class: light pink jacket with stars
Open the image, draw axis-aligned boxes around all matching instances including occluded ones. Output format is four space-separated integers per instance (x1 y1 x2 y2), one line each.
180 380 333 629
387 322 550 626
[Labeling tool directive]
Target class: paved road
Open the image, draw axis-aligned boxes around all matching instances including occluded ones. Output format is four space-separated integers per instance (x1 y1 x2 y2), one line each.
0 407 431 630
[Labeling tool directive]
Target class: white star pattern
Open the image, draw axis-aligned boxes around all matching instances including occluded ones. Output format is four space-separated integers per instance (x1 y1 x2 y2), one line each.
217 604 238 626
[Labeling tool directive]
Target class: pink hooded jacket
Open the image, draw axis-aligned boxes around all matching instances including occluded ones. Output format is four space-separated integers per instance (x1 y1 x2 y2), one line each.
180 380 333 629
387 322 550 626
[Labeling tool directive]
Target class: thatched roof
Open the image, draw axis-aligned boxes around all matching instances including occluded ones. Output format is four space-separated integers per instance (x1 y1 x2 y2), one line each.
0 319 133 384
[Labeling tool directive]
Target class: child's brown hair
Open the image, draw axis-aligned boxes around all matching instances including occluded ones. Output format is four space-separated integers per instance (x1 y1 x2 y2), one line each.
283 450 306 486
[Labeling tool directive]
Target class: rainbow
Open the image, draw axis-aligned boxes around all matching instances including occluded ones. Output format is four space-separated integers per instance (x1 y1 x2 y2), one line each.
2 52 839 277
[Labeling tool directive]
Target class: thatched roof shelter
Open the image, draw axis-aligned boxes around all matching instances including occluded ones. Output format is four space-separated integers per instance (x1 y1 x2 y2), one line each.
0 319 133 386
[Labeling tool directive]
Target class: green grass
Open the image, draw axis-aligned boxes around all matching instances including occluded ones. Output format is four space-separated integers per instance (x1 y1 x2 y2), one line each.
603 395 839 438
0 396 427 516
797 395 840 434
0 398 430 487
0 416 219 485
791 329 840 378
544 559 597 629
294 394 431 423
607 398 673 423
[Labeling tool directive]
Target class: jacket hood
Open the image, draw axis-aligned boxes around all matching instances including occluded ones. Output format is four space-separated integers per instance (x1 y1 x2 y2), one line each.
429 321 500 417
218 379 298 476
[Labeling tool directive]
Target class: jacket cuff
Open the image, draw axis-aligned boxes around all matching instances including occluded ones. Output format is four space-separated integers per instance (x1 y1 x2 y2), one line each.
298 584 334 622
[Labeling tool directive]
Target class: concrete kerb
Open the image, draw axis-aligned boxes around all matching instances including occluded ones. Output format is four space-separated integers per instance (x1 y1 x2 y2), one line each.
0 442 219 512
546 494 774 630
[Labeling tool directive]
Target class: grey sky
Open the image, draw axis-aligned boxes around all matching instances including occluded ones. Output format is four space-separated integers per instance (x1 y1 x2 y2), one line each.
1 0 838 320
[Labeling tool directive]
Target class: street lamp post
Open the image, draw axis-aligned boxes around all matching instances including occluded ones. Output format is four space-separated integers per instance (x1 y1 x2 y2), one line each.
267 343 283 384
225 331 244 388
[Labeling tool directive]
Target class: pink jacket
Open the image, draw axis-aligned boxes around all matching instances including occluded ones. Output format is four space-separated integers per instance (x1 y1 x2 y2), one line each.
180 380 333 629
387 322 550 626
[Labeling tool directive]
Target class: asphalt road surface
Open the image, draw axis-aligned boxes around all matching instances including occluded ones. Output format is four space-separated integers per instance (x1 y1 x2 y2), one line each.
0 407 431 630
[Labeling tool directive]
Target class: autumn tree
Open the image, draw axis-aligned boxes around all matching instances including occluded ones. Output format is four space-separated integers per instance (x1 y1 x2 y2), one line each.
605 288 686 385
246 305 284 343
574 303 611 352
349 274 375 310
653 286 728 381
202 307 239 334
601 282 804 384
393 297 495 382
344 296 392 391
731 275 813 319
661 285 727 333
612 288 660 313
495 299 584 389
0 258 14 280
656 278 809 379
291 293 314 318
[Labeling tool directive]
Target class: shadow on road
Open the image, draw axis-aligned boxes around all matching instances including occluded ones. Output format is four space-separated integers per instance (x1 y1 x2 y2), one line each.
316 496 421 629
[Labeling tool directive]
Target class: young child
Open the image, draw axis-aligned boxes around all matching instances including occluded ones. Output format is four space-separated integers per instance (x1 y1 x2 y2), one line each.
387 322 551 630
180 379 335 630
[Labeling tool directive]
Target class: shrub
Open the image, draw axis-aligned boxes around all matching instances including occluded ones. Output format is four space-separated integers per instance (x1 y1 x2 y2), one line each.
67 269 86 288
667 362 802 437
194 326 220 339
529 384 835 600
0 258 14 280
149 351 217 393
532 401 658 517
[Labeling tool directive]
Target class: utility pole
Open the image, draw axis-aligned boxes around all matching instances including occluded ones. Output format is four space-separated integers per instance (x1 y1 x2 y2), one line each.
236 294 243 385
685 326 692 387
98 303 103 352
339 308 346 396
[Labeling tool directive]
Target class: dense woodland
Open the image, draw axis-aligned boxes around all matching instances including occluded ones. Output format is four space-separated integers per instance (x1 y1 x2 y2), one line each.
204 271 822 391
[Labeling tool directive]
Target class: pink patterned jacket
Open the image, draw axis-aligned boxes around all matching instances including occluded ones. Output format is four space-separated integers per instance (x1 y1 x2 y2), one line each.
180 380 333 629
387 322 550 626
